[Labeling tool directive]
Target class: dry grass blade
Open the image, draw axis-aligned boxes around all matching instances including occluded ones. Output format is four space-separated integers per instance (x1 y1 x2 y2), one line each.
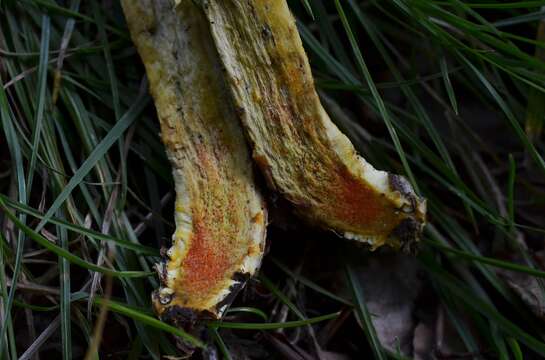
18 315 61 360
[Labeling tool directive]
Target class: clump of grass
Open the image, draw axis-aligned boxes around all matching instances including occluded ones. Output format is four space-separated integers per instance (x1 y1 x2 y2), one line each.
1 0 545 358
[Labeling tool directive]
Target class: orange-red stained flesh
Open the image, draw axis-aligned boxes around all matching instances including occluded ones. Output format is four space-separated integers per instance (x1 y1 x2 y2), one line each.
122 0 267 320
201 0 426 249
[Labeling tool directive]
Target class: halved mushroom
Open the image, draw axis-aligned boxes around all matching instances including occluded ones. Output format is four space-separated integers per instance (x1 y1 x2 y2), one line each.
122 0 267 321
200 0 426 251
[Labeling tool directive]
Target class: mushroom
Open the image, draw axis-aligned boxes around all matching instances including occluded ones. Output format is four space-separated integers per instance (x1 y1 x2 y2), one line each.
201 0 426 251
122 0 426 327
122 0 267 322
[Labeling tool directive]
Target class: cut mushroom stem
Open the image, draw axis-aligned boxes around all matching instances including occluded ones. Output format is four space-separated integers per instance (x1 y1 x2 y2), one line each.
123 0 426 332
122 0 267 322
199 0 426 251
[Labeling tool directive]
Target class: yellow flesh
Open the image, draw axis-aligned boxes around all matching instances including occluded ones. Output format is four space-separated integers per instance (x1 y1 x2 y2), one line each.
201 0 426 248
122 0 266 317
122 0 426 323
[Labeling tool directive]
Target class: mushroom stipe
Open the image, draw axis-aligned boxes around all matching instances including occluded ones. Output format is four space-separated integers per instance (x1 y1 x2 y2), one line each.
122 0 426 331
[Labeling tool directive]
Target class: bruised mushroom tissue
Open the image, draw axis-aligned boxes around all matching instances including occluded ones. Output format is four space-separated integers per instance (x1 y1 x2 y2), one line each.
200 0 426 250
121 0 267 323
122 0 426 331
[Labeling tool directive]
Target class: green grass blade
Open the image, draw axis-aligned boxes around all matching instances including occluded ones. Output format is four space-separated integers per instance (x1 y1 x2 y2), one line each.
427 240 545 278
0 194 158 255
457 1 545 9
440 56 459 115
260 275 305 320
0 198 152 278
422 255 545 355
0 233 17 360
493 9 545 27
22 0 127 38
345 264 386 360
333 0 419 193
508 338 523 360
210 312 340 330
225 307 269 322
209 327 233 360
271 258 352 306
92 0 128 209
458 52 545 175
93 297 205 348
0 81 27 360
507 154 516 234
299 0 315 19
26 14 50 196
57 210 72 360
34 94 150 232
525 16 545 141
